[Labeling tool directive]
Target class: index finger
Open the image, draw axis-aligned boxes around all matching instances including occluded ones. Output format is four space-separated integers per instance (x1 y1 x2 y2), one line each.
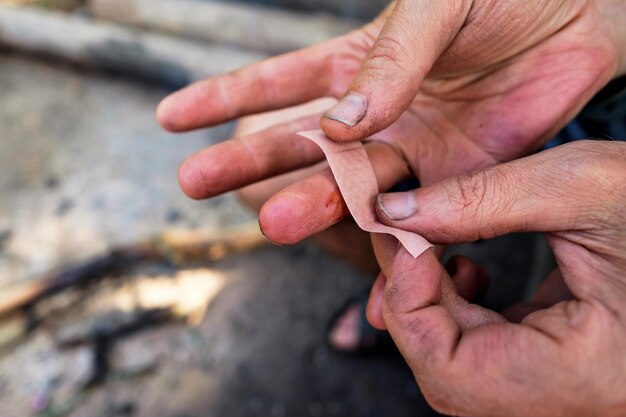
382 248 461 368
382 249 567 417
156 34 365 132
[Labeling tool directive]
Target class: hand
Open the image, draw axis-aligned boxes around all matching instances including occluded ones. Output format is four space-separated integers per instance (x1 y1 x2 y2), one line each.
367 140 626 417
157 0 625 245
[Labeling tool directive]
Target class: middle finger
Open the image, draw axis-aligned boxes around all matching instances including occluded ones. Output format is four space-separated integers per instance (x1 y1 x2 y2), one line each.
259 141 411 244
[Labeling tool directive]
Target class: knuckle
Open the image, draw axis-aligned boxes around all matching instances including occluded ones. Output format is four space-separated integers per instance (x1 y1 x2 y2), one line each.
403 314 440 348
446 167 517 240
366 35 412 74
446 171 488 237
558 141 626 226
453 171 488 210
383 280 402 310
326 37 366 96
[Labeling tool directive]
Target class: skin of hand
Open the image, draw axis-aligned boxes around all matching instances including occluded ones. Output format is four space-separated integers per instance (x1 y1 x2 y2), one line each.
233 99 380 274
365 140 626 417
157 0 626 246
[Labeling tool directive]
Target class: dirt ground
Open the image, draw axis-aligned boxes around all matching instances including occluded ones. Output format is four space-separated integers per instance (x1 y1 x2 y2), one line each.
0 52 546 417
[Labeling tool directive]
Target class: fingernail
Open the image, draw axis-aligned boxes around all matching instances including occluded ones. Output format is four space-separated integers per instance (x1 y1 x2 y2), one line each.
323 93 367 127
377 192 417 221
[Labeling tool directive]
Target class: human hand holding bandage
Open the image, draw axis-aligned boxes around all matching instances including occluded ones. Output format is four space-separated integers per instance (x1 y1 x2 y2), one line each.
156 0 626 408
297 130 431 258
367 141 626 417
158 0 625 249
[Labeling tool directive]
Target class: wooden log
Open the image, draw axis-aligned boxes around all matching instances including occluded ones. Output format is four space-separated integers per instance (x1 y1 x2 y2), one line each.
0 223 267 319
153 224 268 264
0 313 27 352
249 0 389 21
0 5 267 87
88 0 360 54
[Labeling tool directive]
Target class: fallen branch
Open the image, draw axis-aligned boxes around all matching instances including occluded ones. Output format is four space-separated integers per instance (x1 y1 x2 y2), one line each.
88 0 360 54
0 4 266 87
0 224 267 319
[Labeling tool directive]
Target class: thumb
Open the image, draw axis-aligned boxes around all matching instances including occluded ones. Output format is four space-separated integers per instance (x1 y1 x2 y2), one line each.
321 0 472 141
376 142 613 244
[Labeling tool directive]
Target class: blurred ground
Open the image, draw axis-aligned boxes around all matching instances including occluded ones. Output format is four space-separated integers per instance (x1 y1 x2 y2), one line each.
237 0 388 19
0 53 245 284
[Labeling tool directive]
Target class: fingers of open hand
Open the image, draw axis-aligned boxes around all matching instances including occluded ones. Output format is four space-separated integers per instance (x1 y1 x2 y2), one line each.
157 39 339 131
258 141 411 244
156 24 377 133
178 115 324 199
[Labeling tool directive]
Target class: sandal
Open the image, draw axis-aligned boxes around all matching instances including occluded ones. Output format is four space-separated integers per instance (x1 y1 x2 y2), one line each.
326 291 398 355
